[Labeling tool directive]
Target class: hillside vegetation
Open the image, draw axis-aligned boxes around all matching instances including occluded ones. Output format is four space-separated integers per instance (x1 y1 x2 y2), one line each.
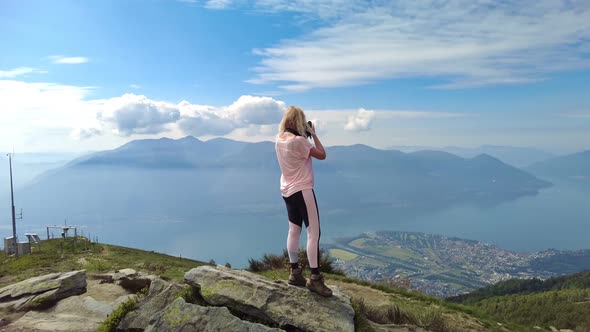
4 238 585 331
1 238 524 332
0 237 206 288
449 271 590 331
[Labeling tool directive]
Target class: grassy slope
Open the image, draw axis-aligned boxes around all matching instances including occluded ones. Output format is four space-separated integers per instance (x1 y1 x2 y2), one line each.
449 271 590 331
1 238 531 332
472 289 590 331
257 269 526 332
0 237 206 288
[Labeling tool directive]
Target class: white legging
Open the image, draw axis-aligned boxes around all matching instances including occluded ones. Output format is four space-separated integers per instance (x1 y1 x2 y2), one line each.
283 189 321 268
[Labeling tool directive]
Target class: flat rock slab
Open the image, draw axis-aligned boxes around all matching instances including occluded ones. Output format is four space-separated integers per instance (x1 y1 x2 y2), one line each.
3 277 133 332
369 321 431 332
145 298 283 332
0 270 86 312
185 266 355 332
5 294 132 332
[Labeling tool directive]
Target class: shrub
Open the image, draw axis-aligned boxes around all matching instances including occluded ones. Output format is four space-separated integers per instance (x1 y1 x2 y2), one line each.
96 296 138 332
246 248 344 275
96 287 148 332
351 297 456 332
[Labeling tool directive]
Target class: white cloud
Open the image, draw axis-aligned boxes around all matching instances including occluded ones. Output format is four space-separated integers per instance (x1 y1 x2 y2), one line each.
231 124 276 137
0 80 101 151
245 0 590 90
0 67 38 78
49 55 89 64
1 79 584 152
344 109 375 132
78 94 286 138
0 80 94 126
98 94 181 136
226 95 285 125
178 102 236 136
70 127 103 140
178 95 286 136
205 0 232 9
130 84 141 89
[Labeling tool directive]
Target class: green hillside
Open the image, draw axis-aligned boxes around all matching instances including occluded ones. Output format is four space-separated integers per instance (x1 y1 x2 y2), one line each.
448 270 590 303
449 271 590 331
4 238 586 331
0 237 207 288
470 289 590 331
1 237 526 332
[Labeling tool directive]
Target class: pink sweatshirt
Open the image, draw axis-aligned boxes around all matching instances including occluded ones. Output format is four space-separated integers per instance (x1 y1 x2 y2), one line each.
275 132 314 197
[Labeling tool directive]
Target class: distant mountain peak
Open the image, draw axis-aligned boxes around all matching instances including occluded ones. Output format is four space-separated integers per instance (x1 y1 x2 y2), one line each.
178 135 200 142
473 153 496 160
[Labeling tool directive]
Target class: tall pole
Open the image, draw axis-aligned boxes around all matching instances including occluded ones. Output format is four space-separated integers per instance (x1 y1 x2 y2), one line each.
7 153 18 256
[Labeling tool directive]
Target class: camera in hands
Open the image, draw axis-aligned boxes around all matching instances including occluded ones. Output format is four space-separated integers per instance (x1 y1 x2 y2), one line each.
306 121 313 138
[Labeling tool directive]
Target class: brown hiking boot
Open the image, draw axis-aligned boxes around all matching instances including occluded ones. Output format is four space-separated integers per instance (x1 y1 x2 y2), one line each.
288 268 307 286
306 274 333 297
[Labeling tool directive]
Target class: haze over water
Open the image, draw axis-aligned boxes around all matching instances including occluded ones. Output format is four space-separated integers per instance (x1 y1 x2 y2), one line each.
85 178 589 268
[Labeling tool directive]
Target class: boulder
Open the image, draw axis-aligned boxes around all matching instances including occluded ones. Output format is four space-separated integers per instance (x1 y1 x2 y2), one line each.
6 294 133 332
144 298 283 332
117 278 184 331
184 266 355 332
112 268 156 293
0 270 87 312
89 273 114 284
89 269 157 292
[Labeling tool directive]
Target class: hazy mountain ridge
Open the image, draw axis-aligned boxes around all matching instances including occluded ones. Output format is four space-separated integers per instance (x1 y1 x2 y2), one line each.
527 150 590 181
4 137 551 222
389 145 557 168
0 137 555 268
0 152 87 189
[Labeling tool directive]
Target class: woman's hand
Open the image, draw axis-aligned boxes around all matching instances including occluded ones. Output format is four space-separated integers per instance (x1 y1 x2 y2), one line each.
308 122 326 160
307 121 316 136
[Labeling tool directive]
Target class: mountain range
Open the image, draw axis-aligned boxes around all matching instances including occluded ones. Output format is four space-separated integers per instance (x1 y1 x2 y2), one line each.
1 137 551 230
526 150 590 182
388 145 556 168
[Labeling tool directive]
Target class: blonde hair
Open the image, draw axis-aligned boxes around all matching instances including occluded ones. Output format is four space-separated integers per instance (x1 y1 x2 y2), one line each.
279 106 309 137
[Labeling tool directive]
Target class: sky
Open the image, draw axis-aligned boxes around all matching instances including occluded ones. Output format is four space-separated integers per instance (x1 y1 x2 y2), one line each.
1 0 589 154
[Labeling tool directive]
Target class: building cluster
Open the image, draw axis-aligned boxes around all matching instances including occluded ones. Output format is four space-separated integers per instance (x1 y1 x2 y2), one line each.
331 232 564 298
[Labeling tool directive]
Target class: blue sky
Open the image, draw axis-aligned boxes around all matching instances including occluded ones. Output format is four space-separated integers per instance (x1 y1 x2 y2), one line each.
1 0 589 153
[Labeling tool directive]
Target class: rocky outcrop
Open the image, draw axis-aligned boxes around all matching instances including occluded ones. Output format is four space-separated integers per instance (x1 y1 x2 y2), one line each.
6 293 133 332
185 265 355 332
91 268 156 292
117 278 184 331
0 270 87 312
2 266 359 332
144 298 283 332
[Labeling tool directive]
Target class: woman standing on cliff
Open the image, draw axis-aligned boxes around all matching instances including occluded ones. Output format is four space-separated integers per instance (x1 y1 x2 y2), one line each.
275 106 332 297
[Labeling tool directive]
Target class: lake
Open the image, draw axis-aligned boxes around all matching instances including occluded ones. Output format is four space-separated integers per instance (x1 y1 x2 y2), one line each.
67 178 589 268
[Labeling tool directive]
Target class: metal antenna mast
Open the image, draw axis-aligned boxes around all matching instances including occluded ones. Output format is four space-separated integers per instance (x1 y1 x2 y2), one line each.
7 153 18 256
